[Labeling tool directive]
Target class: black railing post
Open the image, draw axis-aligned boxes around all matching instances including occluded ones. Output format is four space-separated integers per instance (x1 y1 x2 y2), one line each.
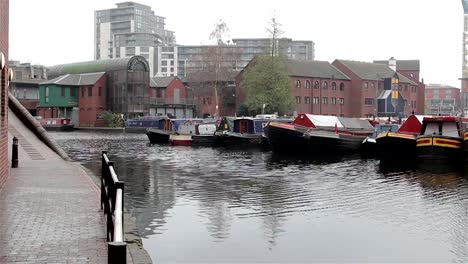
108 241 127 264
101 151 107 210
11 136 18 168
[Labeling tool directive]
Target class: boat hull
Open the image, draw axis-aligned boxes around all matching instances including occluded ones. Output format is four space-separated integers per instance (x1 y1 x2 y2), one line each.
216 132 266 148
305 130 366 154
42 124 75 131
146 129 172 144
169 134 192 146
416 136 463 161
376 132 416 160
265 122 309 153
192 135 217 146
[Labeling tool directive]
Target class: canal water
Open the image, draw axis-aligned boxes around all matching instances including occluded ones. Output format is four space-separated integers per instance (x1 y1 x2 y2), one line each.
50 131 468 263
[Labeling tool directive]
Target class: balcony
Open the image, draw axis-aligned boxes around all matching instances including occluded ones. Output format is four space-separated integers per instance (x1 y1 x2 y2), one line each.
149 97 195 106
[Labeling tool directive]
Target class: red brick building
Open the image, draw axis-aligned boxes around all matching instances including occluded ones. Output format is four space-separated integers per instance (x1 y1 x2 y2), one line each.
424 84 461 115
149 76 195 118
186 72 237 117
38 72 108 127
236 59 352 116
333 59 423 118
0 0 9 187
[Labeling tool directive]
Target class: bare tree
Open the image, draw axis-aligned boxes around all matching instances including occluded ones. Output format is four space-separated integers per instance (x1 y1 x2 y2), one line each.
266 13 284 58
209 20 230 117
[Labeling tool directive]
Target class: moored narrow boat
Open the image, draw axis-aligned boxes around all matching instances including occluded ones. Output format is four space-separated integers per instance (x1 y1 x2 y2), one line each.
361 124 400 157
416 116 466 162
264 121 310 152
217 117 280 148
146 118 178 144
375 115 424 160
303 115 373 154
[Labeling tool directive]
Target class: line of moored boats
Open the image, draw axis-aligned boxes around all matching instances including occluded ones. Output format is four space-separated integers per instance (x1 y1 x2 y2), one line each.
127 113 468 164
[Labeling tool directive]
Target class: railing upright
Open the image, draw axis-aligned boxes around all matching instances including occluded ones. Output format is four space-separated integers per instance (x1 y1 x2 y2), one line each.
101 151 127 264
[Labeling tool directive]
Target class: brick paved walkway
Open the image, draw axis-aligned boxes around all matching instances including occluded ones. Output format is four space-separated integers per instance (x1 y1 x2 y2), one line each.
0 111 108 263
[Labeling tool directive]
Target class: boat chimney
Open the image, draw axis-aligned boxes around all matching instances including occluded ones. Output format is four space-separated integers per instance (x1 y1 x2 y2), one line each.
388 57 397 72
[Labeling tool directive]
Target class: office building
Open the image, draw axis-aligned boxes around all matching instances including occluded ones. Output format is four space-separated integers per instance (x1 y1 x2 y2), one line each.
95 2 176 76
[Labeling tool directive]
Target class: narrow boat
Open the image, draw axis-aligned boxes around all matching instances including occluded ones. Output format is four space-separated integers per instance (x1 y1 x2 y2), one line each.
216 117 272 147
416 116 466 162
265 113 318 153
375 115 425 160
361 124 400 157
39 118 74 131
303 115 374 154
146 118 178 144
169 121 217 146
126 116 166 133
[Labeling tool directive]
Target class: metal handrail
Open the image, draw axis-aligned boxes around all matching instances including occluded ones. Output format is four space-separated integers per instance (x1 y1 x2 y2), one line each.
101 151 126 264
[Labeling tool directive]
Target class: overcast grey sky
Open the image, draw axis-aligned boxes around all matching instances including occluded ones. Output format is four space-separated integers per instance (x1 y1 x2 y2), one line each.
9 0 463 86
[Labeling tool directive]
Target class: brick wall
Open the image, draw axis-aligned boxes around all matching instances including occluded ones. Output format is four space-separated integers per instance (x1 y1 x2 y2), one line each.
0 0 9 188
78 75 107 127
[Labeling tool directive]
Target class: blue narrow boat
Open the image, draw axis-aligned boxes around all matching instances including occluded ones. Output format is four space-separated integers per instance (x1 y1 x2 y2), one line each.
126 116 166 133
217 116 288 148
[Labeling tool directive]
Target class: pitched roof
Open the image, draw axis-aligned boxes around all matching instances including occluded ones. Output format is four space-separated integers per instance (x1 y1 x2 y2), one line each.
150 76 178 88
373 59 420 71
335 60 417 85
40 72 105 86
285 59 350 80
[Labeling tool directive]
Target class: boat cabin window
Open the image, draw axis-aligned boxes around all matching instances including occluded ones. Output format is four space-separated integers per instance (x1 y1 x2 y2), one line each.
423 123 439 135
442 122 459 137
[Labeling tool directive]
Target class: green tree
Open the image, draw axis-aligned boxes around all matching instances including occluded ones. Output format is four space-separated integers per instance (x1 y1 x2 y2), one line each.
243 55 294 115
100 111 123 127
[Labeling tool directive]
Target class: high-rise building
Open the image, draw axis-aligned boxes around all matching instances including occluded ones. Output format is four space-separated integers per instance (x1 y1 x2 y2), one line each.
461 0 468 115
177 38 315 78
95 2 176 77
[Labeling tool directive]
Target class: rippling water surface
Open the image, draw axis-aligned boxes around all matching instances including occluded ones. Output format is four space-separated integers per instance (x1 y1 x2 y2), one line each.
51 130 468 263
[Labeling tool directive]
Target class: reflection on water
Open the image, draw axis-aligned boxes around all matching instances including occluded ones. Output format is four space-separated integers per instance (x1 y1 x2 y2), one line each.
51 131 468 263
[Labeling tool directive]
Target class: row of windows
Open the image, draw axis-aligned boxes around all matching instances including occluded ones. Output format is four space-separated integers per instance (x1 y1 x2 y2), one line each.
296 96 344 105
364 98 375 105
295 80 345 91
59 87 103 97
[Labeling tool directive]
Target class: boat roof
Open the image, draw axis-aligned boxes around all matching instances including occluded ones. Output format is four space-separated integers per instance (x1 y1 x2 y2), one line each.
398 114 423 133
422 116 467 122
293 113 373 130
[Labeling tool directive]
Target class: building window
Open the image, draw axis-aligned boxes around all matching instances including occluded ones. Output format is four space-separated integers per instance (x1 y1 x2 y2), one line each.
314 81 319 89
363 82 368 89
296 80 301 88
306 80 311 89
70 87 76 97
332 97 337 104
365 98 374 105
61 87 65 97
45 87 49 103
340 83 344 91
88 86 92 97
296 96 301 104
323 81 328 90
332 82 336 90
305 96 311 104
322 97 328 104
404 85 408 91
98 87 102 96
339 98 344 105
313 97 319 104
161 61 167 66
